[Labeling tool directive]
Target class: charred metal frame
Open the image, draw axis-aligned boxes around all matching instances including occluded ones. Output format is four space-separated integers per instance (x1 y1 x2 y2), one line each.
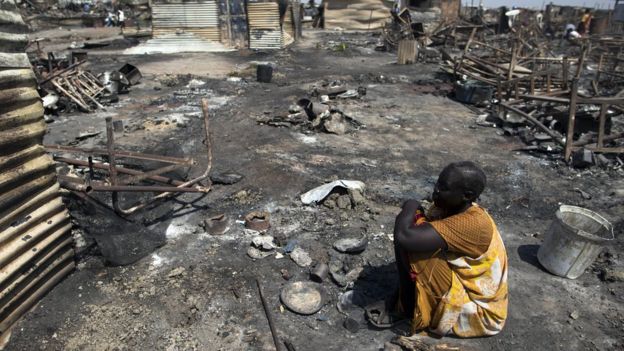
46 98 214 215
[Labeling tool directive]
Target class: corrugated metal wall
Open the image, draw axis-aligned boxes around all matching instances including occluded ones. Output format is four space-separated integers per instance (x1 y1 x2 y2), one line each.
247 0 283 49
152 0 221 42
218 0 248 48
325 0 391 30
0 0 74 344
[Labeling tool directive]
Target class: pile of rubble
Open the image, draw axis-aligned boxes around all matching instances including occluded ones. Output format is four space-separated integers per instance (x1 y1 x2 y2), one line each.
34 54 141 114
243 180 372 290
257 81 366 135
416 16 624 170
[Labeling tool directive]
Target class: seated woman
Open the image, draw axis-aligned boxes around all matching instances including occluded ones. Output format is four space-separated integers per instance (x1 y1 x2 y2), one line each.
367 161 508 338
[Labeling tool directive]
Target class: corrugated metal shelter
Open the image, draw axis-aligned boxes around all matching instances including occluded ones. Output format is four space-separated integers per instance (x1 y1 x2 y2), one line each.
152 0 222 42
150 0 296 50
247 0 283 49
0 0 74 345
324 0 392 30
324 0 460 30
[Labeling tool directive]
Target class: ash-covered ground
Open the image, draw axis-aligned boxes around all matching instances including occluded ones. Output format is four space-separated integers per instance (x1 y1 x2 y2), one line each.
6 30 624 351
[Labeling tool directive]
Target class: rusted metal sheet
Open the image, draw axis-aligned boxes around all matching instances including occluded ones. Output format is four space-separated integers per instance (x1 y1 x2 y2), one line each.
324 0 391 30
247 1 283 49
0 0 73 345
152 1 221 43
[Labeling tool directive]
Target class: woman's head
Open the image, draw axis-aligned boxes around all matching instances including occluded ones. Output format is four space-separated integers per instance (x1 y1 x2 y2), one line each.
432 161 486 210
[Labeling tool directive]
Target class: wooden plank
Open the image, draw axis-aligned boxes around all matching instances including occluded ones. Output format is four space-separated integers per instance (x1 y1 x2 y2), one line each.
397 40 417 65
51 79 90 111
508 43 518 81
564 80 579 161
597 104 608 148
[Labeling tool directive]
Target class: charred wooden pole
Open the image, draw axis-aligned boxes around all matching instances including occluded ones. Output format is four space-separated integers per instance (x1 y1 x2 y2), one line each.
564 79 579 161
256 279 285 351
562 56 569 90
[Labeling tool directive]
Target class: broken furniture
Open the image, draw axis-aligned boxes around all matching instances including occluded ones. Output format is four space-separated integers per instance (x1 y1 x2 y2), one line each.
35 55 141 113
440 23 624 163
46 99 214 215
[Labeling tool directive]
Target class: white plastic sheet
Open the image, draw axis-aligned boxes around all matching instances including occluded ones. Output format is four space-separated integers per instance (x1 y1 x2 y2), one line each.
300 180 365 205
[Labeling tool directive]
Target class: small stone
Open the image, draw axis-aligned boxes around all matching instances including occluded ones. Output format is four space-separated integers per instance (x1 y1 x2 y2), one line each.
133 309 141 315
330 271 349 287
290 247 312 267
281 269 291 280
247 247 272 260
325 218 336 225
384 342 402 351
601 267 624 282
289 104 302 113
368 206 382 215
574 188 592 200
323 113 347 135
282 239 298 254
210 172 244 185
323 198 336 209
595 154 611 168
167 267 186 278
251 235 276 250
336 195 352 210
570 311 579 320
234 190 249 202
348 189 366 207
343 317 360 333
333 238 368 253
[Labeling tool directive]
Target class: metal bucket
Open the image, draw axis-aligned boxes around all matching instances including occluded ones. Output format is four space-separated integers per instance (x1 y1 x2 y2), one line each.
118 63 142 85
537 205 613 279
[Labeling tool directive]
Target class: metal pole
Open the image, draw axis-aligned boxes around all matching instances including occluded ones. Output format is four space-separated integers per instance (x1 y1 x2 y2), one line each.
256 279 285 351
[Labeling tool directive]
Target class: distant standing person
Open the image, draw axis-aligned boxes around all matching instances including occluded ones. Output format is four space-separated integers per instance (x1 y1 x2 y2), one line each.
117 9 125 30
579 9 592 36
564 24 581 42
105 11 115 27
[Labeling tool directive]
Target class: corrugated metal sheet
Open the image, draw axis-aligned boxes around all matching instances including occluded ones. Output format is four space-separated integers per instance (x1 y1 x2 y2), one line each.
152 1 221 42
615 4 624 23
325 0 390 30
0 0 74 344
152 27 221 41
247 1 282 49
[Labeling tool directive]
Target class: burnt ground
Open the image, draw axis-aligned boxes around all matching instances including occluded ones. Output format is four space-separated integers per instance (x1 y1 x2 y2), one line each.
5 30 624 350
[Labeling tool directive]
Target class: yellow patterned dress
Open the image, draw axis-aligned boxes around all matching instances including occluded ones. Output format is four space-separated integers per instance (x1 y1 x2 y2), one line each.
408 205 508 337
